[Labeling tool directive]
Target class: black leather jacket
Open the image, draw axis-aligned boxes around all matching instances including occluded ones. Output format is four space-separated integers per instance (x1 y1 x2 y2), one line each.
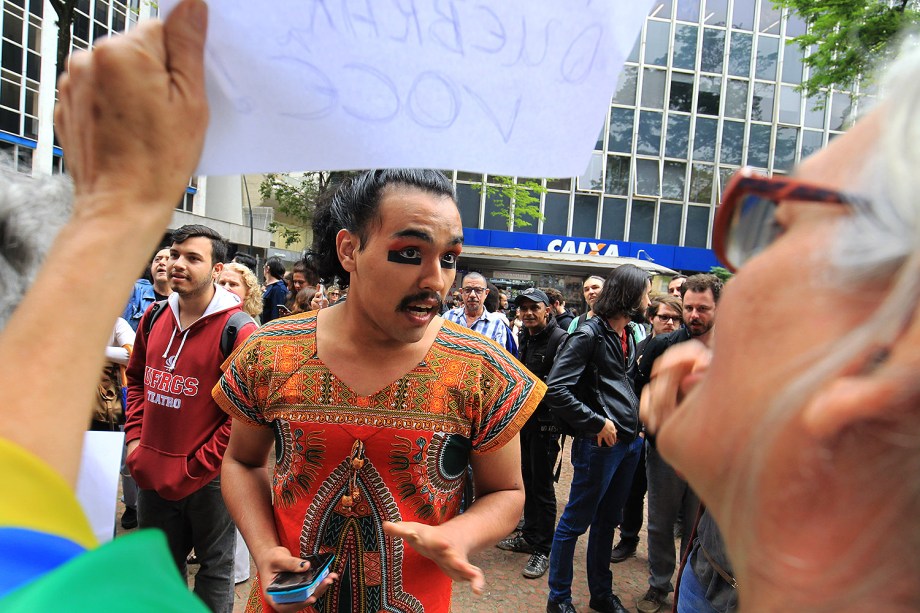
545 316 640 441
517 318 568 420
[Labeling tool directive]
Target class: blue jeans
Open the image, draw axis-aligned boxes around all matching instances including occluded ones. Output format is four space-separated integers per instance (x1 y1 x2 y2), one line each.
138 478 235 613
548 435 643 603
676 551 719 613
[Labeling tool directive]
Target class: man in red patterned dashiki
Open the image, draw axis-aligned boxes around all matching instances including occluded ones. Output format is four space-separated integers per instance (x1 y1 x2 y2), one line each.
214 169 545 613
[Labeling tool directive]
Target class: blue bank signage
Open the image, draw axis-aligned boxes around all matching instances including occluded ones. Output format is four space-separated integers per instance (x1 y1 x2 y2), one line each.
461 228 720 273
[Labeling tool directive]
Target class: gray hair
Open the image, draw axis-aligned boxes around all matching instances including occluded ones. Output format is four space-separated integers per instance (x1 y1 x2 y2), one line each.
729 38 920 607
0 166 73 329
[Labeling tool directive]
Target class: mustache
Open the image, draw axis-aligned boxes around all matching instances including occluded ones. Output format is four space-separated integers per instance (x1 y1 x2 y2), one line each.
396 291 443 312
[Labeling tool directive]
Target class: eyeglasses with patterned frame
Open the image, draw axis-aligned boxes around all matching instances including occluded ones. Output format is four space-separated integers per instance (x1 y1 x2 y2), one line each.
713 167 866 272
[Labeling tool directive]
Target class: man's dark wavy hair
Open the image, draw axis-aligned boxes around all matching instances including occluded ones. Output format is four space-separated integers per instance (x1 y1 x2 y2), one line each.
310 169 456 284
593 264 650 320
170 224 227 266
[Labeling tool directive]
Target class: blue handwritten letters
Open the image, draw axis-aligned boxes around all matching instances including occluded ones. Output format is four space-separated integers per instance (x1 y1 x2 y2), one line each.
161 0 654 177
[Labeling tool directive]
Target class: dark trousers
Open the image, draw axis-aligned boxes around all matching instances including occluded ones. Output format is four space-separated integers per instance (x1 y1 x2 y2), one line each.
138 478 235 613
617 439 647 543
520 418 560 555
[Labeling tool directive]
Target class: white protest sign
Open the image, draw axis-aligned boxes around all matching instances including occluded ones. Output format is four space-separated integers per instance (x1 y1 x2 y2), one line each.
160 0 653 177
76 430 125 543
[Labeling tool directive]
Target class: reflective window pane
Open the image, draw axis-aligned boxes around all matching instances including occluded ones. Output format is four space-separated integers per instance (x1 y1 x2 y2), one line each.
572 194 599 237
645 20 670 66
830 92 851 131
642 68 667 108
779 85 801 124
630 200 655 243
636 159 661 196
697 75 721 115
804 96 826 128
676 0 700 22
747 123 772 168
578 152 604 191
759 1 782 33
484 191 511 231
637 111 663 155
782 42 803 84
720 120 744 165
673 25 699 70
701 28 725 73
717 167 735 201
703 0 728 26
456 183 481 228
755 36 779 80
605 155 630 196
732 0 755 30
546 178 572 190
785 13 807 37
724 79 748 118
665 114 691 158
751 81 774 122
627 34 640 63
649 0 673 19
608 108 635 154
662 161 686 200
595 125 604 151
658 202 682 246
801 129 823 159
542 192 569 235
613 65 638 105
685 205 710 247
669 72 694 112
693 117 717 162
774 126 798 171
728 31 753 77
601 197 627 240
689 163 714 203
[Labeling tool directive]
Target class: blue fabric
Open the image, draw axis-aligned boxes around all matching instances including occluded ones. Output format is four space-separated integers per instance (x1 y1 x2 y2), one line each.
676 551 720 613
261 281 288 323
122 279 156 331
0 528 86 597
548 435 642 603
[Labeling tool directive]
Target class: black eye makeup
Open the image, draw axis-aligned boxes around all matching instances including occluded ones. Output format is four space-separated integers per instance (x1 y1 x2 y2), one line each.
388 247 422 265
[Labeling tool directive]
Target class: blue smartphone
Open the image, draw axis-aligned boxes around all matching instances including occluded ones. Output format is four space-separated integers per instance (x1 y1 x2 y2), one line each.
265 553 335 604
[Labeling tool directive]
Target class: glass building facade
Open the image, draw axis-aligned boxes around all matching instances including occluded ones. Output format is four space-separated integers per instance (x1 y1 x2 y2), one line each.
446 0 871 263
0 0 142 171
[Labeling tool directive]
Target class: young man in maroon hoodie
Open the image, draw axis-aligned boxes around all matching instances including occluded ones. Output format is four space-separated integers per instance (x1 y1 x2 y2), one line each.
125 224 257 613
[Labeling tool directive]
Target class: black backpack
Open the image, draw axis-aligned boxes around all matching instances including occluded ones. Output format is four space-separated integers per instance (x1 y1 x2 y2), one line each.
143 300 255 358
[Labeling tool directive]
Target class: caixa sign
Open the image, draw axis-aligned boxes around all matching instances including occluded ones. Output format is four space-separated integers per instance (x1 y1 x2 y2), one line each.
546 239 619 256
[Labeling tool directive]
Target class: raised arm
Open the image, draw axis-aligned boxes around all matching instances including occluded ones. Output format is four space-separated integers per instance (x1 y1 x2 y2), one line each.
0 0 209 486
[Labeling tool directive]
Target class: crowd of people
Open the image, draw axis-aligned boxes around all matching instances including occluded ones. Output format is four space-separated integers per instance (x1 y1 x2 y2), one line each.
2 2 920 613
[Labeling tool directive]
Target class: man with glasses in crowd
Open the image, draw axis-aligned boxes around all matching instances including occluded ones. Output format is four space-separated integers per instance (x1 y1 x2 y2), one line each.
632 274 721 613
445 271 513 352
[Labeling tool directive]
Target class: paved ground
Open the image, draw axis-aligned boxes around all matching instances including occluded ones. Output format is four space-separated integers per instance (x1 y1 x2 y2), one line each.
117 444 679 613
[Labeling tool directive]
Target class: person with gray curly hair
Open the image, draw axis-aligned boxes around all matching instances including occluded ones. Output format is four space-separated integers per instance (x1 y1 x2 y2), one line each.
641 39 920 612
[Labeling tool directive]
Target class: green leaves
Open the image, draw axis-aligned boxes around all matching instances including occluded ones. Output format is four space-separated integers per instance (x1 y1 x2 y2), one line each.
775 0 919 99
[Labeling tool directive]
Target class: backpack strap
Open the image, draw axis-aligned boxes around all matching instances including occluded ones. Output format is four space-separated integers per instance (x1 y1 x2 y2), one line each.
143 300 169 337
220 311 256 358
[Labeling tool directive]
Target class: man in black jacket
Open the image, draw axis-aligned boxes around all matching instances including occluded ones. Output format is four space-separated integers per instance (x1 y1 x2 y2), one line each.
496 288 568 579
544 265 651 613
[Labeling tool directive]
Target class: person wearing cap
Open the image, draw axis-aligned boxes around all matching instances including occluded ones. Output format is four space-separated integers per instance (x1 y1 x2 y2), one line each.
496 288 568 579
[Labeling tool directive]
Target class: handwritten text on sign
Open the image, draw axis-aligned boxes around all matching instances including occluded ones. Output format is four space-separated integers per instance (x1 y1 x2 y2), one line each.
160 0 653 177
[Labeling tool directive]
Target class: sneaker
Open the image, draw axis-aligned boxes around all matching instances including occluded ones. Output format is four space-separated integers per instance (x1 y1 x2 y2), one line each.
522 553 549 578
588 593 628 613
609 539 637 563
546 599 577 613
636 587 668 613
120 507 138 530
496 533 535 554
